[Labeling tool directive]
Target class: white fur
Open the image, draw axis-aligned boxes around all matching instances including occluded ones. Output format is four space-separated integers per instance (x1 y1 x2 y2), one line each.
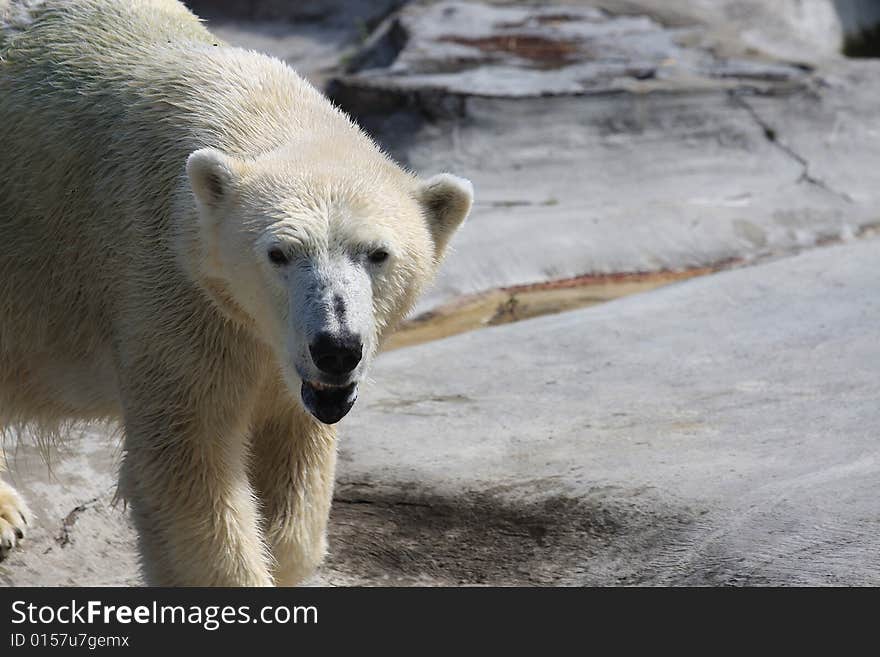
0 468 31 558
0 0 472 585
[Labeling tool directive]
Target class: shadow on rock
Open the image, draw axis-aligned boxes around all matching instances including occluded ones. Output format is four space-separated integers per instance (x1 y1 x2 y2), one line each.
325 482 694 586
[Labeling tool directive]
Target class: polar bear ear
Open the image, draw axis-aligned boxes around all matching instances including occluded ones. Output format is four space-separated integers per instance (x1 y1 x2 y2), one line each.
186 148 240 210
416 174 473 255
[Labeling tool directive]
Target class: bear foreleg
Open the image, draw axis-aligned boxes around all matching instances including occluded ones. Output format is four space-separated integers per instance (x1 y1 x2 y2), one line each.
250 384 338 586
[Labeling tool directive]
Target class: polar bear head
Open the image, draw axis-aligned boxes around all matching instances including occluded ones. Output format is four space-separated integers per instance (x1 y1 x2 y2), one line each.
184 143 472 424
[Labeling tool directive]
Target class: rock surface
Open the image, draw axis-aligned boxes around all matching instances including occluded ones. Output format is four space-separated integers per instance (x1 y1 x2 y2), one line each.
326 1 880 312
325 238 880 585
0 429 139 586
339 2 812 98
3 238 878 586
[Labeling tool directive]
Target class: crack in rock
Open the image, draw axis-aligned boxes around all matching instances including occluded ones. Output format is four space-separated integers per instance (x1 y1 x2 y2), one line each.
730 91 854 204
334 497 433 509
55 497 99 548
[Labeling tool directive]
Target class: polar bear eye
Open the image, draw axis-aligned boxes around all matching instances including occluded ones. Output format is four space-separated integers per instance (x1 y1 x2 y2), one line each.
368 249 389 265
267 247 289 266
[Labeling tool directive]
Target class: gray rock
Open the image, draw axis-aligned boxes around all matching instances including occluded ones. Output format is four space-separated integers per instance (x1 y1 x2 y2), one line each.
339 2 810 98
326 2 880 312
568 0 846 65
185 0 406 27
205 20 355 85
326 237 880 585
0 429 139 586
377 78 880 313
183 0 407 85
835 0 880 41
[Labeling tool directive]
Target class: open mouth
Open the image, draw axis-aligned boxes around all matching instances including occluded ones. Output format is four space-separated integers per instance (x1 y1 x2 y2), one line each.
301 380 358 424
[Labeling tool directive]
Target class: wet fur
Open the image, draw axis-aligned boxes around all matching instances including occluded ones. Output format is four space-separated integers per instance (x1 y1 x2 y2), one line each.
0 0 471 585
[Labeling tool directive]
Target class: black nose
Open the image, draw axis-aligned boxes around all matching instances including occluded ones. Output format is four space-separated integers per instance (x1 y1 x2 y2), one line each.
309 332 363 376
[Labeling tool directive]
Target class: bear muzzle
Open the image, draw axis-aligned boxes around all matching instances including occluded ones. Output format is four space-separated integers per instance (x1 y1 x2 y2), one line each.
301 380 358 424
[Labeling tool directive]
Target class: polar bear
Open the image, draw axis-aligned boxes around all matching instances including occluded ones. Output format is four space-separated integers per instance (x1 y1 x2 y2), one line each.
0 0 472 584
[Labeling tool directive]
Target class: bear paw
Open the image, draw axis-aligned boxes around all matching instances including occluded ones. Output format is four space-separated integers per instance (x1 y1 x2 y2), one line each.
0 481 31 560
